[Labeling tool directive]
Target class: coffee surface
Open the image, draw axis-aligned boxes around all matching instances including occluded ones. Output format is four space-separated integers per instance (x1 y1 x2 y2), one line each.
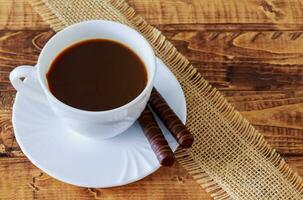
47 39 147 111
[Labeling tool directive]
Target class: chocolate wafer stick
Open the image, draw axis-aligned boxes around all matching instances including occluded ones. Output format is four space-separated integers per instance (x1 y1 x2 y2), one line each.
138 106 175 167
148 88 194 148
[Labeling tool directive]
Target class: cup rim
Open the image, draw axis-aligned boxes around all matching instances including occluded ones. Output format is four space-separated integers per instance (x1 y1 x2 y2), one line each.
37 20 156 115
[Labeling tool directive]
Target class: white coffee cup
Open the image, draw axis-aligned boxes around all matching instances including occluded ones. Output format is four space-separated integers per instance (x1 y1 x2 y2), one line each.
10 20 158 140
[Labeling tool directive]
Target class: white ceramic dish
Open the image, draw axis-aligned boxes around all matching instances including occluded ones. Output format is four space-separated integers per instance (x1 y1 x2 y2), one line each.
12 59 186 188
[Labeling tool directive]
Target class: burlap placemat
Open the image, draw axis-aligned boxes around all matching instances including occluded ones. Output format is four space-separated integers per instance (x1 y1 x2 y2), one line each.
27 0 303 199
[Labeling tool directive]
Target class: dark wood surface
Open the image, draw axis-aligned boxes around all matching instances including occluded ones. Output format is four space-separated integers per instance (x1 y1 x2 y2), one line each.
1 0 303 199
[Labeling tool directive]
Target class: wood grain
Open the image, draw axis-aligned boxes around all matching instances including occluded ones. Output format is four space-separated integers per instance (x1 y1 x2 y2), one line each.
128 0 303 25
0 30 52 91
0 0 47 30
0 156 302 199
2 0 303 29
0 157 211 200
1 0 303 199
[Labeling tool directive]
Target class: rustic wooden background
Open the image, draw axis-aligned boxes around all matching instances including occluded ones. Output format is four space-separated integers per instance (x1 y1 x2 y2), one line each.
1 0 303 199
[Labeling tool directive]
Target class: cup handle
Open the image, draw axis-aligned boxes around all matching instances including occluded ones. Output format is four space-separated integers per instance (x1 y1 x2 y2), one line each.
10 65 45 104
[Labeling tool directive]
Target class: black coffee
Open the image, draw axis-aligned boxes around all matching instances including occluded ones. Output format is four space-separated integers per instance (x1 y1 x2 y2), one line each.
46 39 147 111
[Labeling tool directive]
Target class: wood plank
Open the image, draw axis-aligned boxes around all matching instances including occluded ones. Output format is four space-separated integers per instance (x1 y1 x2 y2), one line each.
1 0 303 29
1 29 303 156
0 156 301 200
0 157 211 200
155 23 303 31
0 0 48 30
128 0 303 25
161 27 303 91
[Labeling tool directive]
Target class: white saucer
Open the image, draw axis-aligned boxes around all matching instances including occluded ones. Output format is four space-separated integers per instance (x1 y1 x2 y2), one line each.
12 59 186 188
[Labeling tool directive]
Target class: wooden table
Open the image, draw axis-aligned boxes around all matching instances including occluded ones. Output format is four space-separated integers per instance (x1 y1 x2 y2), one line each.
1 0 303 199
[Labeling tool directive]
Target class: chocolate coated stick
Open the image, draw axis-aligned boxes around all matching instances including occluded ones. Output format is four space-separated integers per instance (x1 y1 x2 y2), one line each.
148 88 194 148
138 106 175 167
